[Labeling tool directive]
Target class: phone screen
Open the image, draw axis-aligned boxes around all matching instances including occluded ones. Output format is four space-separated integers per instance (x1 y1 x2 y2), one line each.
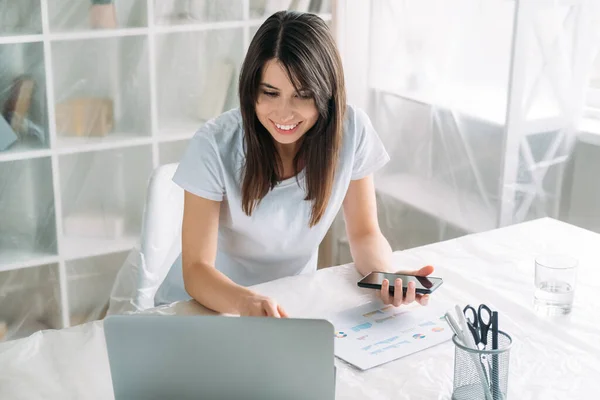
358 272 443 293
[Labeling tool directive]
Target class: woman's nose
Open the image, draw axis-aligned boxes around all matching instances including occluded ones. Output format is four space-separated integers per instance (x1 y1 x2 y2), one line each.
278 113 294 123
275 100 295 122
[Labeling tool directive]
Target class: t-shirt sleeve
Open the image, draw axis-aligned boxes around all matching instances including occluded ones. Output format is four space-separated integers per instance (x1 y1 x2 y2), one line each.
172 130 225 201
351 107 390 180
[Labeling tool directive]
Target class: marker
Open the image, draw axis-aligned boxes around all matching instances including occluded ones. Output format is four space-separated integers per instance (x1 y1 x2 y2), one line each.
491 311 499 400
444 311 465 345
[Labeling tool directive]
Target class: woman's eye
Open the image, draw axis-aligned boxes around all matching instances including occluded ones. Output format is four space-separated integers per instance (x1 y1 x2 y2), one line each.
263 91 278 97
296 92 312 99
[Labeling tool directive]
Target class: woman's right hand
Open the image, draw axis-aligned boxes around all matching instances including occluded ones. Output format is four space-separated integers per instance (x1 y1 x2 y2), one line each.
238 293 289 318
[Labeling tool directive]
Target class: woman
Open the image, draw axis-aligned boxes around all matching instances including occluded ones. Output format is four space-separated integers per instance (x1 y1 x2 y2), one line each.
156 11 434 316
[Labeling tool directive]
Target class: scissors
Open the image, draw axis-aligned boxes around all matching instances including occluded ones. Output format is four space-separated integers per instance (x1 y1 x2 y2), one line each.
463 304 494 389
463 303 493 349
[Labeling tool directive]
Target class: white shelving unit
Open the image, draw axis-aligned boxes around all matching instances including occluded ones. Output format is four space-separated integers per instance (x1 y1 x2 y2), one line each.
328 0 597 266
0 0 334 340
367 0 595 237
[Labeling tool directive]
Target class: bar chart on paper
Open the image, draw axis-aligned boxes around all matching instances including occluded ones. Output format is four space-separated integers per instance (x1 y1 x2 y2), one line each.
330 302 452 370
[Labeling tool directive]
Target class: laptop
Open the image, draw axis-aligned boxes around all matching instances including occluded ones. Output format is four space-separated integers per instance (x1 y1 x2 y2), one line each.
103 315 335 400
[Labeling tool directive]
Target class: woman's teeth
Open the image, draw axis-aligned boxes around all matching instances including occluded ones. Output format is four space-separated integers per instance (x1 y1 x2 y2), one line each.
275 123 298 131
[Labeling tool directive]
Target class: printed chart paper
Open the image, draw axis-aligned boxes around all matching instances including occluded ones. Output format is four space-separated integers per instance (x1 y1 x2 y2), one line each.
330 302 452 370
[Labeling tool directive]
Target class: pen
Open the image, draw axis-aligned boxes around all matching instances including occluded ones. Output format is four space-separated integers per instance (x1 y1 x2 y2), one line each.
455 305 493 400
491 311 499 400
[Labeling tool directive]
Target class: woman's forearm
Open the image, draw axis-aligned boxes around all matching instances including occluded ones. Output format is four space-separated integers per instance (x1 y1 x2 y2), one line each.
183 262 256 314
349 232 394 276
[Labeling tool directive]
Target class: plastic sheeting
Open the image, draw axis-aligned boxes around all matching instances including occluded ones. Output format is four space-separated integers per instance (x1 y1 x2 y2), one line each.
1 0 599 344
107 163 183 316
0 1 332 341
336 0 600 266
1 218 600 399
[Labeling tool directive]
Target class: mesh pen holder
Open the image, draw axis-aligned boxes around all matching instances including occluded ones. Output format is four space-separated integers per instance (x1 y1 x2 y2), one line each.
452 331 512 400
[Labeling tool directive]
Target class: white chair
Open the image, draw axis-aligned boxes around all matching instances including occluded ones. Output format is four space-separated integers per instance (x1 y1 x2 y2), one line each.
107 163 184 315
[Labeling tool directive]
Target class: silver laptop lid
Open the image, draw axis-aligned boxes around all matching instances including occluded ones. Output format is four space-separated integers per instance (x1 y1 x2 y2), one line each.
104 315 335 400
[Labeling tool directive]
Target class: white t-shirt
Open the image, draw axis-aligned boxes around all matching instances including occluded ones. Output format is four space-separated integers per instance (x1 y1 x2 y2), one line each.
154 104 389 305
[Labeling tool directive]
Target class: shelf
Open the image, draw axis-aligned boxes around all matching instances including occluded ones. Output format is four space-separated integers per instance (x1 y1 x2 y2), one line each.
48 0 148 34
154 20 248 34
0 0 42 37
374 84 564 132
154 0 244 25
0 139 51 162
51 35 151 139
62 235 138 262
374 85 508 126
0 35 43 45
583 106 600 123
159 139 191 165
55 133 152 155
0 157 58 267
0 263 62 341
49 27 149 42
0 250 59 273
374 173 497 234
66 252 129 326
59 146 153 246
156 29 243 134
579 117 600 136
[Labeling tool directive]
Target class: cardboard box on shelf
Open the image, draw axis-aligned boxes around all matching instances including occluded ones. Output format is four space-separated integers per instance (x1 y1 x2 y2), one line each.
55 97 114 137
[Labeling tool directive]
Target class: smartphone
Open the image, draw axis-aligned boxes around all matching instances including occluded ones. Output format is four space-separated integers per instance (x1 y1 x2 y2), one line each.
357 272 443 295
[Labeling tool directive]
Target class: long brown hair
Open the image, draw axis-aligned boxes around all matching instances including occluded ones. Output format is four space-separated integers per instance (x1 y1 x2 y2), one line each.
238 11 346 227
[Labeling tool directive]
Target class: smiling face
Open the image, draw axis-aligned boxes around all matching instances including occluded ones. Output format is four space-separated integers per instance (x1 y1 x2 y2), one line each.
255 59 319 150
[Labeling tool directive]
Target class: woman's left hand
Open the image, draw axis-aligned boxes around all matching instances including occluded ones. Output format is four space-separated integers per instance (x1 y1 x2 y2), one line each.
378 265 434 307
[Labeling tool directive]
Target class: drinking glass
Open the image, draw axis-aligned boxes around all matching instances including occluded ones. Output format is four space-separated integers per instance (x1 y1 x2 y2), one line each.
534 255 578 315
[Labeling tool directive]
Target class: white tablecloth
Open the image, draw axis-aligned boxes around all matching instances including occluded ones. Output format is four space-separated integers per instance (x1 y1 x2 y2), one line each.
1 218 599 399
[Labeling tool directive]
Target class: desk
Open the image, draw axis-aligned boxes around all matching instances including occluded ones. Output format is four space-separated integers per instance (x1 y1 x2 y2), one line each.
1 218 599 399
